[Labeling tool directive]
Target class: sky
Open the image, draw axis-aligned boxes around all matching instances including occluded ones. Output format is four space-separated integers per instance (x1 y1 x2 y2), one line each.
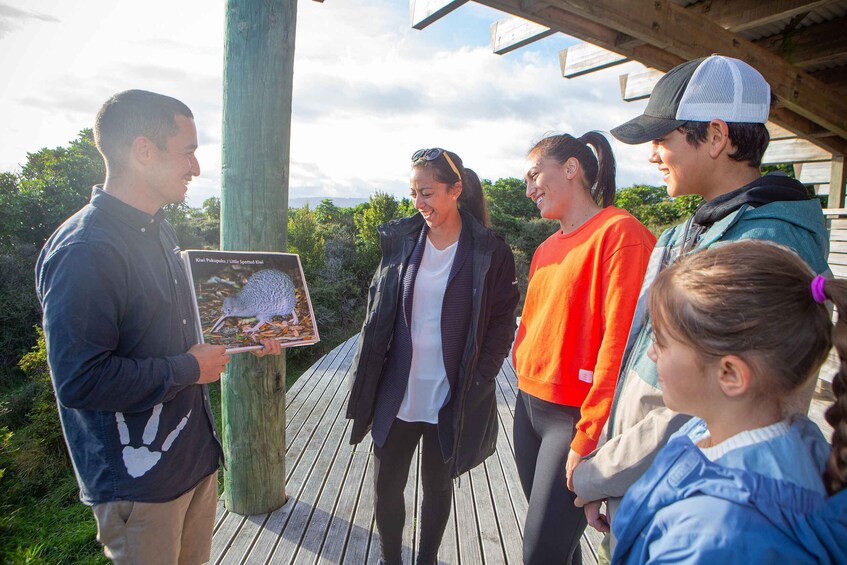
0 0 662 207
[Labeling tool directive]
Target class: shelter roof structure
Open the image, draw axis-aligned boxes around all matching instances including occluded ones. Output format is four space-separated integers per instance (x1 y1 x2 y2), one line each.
403 0 847 204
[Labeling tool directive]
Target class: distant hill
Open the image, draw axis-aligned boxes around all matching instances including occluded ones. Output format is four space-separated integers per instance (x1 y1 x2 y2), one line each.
289 196 369 209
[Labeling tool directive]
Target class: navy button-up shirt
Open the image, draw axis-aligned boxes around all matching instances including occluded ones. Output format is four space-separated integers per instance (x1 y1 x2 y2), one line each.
36 187 221 504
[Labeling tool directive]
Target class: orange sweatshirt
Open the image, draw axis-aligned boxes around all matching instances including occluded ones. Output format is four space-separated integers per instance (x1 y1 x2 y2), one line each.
513 206 655 455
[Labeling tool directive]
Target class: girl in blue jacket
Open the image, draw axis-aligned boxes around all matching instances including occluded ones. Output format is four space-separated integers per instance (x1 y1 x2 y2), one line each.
612 240 847 564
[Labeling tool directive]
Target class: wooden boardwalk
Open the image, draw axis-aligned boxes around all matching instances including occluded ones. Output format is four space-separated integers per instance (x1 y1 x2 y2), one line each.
210 335 834 564
210 335 603 564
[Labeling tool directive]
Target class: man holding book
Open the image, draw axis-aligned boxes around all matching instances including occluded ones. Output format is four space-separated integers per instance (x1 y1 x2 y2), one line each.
35 90 280 563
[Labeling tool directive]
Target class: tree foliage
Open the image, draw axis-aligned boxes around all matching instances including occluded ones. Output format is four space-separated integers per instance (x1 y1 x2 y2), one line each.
615 184 703 236
0 129 104 387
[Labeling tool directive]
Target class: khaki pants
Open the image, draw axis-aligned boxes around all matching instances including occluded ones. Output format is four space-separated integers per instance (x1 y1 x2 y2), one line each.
93 471 218 565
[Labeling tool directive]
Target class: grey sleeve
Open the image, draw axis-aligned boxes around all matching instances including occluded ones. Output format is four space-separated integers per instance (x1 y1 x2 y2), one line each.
572 406 690 501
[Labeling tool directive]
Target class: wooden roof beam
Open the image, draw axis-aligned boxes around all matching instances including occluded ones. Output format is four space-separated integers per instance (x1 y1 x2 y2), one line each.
474 0 847 156
619 69 663 101
811 66 847 89
769 107 847 155
560 43 628 78
411 0 468 30
754 15 847 69
767 122 798 141
533 0 847 141
491 16 555 54
477 0 684 68
762 138 831 165
685 0 838 33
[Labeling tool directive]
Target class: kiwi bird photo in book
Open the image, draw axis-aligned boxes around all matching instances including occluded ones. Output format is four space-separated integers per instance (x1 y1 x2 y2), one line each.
180 250 320 353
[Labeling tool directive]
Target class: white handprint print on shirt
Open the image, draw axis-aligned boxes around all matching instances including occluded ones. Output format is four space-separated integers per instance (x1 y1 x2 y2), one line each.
115 404 191 478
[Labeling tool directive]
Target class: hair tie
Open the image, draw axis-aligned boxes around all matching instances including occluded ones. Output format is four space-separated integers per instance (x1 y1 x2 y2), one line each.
811 275 828 304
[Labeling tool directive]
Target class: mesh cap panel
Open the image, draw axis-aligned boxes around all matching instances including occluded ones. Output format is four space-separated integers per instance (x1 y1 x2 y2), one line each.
677 56 770 123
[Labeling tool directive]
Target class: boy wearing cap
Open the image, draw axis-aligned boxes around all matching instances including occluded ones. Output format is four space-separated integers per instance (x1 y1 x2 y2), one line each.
570 55 831 556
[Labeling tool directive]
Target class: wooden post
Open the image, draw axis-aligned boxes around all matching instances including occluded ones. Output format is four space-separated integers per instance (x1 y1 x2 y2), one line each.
831 155 847 209
220 0 297 515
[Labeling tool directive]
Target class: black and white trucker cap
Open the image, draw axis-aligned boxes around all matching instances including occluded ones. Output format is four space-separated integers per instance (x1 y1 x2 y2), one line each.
610 55 771 145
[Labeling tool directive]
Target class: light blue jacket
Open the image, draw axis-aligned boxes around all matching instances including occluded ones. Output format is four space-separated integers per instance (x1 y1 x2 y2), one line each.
612 417 846 564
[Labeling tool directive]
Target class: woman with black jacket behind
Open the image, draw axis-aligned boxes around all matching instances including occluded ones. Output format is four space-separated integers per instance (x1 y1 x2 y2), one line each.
346 148 520 565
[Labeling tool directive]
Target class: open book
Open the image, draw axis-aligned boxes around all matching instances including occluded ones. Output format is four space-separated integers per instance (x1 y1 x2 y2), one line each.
180 250 320 354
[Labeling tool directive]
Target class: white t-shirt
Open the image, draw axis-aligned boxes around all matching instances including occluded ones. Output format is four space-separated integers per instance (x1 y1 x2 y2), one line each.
397 237 457 424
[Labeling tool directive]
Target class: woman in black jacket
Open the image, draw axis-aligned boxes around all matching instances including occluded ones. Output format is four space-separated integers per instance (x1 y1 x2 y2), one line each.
346 148 519 565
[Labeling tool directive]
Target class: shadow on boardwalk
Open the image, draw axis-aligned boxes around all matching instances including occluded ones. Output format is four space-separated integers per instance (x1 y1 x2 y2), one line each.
211 333 835 564
210 335 606 564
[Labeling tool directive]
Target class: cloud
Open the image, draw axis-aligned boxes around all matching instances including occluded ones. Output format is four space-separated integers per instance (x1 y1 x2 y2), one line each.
0 2 59 39
0 0 665 206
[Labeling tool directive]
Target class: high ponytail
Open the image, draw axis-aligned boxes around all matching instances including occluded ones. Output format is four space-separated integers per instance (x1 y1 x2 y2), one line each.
821 279 847 495
578 131 616 208
528 131 617 208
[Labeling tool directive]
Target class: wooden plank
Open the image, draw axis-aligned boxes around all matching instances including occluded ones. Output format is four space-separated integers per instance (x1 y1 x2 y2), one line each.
411 0 468 30
830 263 847 278
242 344 358 562
213 498 228 532
826 218 847 231
342 442 378 565
796 162 832 185
620 69 663 101
483 454 524 563
284 337 357 458
767 122 797 141
286 336 351 402
559 42 628 78
470 461 508 563
209 346 366 565
825 253 847 267
491 16 555 55
288 422 361 562
317 435 374 563
827 229 847 243
762 138 831 165
454 469 485 564
210 511 249 564
268 399 354 564
828 240 847 253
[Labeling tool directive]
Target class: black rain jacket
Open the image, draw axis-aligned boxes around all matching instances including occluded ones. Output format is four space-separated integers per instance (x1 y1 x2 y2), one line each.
346 211 519 477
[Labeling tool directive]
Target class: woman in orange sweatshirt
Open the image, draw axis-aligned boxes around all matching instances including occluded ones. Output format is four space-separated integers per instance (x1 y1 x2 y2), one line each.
512 132 655 564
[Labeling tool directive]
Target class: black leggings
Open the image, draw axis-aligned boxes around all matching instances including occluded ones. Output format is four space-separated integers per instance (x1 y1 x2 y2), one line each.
373 419 453 565
513 391 586 565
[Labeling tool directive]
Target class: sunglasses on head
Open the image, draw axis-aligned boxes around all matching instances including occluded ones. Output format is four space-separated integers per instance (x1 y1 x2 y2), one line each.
412 148 461 181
